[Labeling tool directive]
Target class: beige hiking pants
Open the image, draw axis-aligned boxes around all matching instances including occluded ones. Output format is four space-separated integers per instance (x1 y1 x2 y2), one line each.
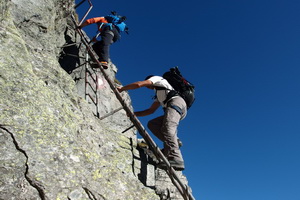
147 96 187 162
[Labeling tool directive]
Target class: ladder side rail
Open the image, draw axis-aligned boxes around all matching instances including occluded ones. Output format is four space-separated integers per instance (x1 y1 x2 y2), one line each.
85 93 97 105
75 0 93 26
95 73 99 116
130 114 191 200
79 29 193 199
86 81 97 96
84 52 99 117
85 69 97 105
92 58 192 199
164 169 194 200
85 53 97 105
166 171 188 200
74 0 86 9
86 68 98 83
72 16 195 200
84 53 88 101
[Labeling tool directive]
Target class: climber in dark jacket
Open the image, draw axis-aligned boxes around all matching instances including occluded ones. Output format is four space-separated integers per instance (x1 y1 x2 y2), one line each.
78 15 127 69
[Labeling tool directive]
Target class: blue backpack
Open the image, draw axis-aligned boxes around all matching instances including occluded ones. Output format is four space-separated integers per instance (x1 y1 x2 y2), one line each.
105 11 128 33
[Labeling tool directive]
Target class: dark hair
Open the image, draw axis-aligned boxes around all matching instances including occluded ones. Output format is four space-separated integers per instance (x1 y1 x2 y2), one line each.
144 75 154 80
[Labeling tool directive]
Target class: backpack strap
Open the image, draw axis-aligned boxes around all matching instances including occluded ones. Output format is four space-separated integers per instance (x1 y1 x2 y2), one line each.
154 86 179 105
154 86 167 90
153 86 168 101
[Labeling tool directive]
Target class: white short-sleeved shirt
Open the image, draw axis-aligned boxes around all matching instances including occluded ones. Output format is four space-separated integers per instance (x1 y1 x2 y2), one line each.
147 76 174 107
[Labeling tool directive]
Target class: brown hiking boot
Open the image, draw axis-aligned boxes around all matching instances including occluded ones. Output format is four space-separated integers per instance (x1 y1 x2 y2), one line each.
90 61 108 69
100 61 108 69
157 159 185 171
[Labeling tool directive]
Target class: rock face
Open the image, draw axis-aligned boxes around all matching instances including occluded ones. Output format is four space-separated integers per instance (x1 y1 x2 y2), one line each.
0 0 191 199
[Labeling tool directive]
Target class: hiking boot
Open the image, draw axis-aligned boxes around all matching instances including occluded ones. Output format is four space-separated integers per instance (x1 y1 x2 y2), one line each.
90 61 108 69
160 138 183 154
157 159 185 171
161 138 183 151
100 61 108 69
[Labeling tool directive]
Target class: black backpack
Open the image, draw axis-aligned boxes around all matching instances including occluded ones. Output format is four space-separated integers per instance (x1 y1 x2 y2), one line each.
162 67 195 109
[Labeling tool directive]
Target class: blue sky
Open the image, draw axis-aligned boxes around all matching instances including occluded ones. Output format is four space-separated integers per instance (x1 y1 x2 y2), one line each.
75 0 300 199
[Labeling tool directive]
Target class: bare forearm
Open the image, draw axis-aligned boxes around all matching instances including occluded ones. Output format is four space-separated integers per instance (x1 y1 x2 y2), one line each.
117 80 150 92
78 21 89 28
79 17 106 28
120 82 140 91
134 109 153 117
134 101 160 117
